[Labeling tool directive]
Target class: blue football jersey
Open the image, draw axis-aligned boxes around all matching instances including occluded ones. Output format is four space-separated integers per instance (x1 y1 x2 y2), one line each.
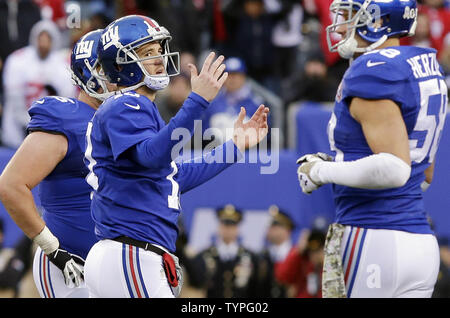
85 91 238 252
328 46 448 233
27 96 98 259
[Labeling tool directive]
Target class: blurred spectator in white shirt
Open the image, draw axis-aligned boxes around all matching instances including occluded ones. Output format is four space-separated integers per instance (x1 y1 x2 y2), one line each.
1 19 76 148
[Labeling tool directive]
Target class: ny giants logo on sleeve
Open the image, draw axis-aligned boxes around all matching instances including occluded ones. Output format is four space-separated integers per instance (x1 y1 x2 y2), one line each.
75 40 94 59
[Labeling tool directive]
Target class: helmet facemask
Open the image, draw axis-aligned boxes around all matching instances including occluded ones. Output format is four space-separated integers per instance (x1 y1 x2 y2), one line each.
70 58 114 101
86 60 115 100
326 0 388 59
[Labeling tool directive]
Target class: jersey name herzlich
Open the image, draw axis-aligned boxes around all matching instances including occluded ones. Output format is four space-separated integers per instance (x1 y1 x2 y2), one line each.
328 46 448 233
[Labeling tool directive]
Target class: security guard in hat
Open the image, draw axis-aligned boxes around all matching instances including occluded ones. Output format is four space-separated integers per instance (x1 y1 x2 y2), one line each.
188 205 259 298
218 204 243 224
257 205 294 297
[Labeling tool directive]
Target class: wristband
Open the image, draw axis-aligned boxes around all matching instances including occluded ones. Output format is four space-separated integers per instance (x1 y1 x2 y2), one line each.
421 180 430 192
33 226 59 255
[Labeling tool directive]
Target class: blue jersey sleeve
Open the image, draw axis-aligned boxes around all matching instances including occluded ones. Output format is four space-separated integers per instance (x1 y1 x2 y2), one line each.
28 98 64 133
104 95 159 161
343 51 410 107
175 139 243 193
27 97 78 154
129 92 209 168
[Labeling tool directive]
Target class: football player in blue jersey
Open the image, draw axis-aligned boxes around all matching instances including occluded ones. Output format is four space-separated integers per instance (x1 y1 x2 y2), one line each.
297 0 448 297
0 30 116 298
83 15 269 298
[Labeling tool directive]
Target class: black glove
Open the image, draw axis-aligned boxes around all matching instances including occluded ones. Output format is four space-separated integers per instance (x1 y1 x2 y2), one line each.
47 249 84 287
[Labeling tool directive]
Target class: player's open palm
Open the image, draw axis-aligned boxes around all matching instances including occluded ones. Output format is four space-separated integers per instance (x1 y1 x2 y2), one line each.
188 52 228 102
233 105 270 152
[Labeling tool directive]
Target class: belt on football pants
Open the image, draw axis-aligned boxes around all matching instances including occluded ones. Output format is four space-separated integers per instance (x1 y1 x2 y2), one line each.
112 235 181 292
112 236 166 256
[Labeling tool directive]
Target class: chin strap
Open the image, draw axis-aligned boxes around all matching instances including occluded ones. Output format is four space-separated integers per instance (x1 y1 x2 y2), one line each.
359 35 388 53
337 37 359 59
338 34 388 59
116 74 170 94
144 74 170 90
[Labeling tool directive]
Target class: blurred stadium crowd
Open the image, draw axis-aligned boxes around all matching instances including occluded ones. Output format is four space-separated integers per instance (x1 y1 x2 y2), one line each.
0 0 449 298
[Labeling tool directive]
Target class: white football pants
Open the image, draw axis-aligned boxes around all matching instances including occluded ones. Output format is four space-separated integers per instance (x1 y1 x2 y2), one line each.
340 226 440 298
84 239 174 298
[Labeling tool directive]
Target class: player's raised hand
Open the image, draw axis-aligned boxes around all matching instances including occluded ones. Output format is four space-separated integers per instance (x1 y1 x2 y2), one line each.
188 52 228 102
232 105 270 152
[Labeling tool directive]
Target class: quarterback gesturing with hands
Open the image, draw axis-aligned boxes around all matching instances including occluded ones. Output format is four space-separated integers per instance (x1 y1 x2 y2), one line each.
83 15 269 298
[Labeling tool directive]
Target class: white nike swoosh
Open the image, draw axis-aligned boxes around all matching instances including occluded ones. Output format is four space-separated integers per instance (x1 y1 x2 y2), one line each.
124 103 140 110
36 99 45 104
366 60 386 67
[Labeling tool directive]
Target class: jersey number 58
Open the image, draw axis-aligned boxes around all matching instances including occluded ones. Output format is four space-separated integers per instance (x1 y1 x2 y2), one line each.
410 78 448 164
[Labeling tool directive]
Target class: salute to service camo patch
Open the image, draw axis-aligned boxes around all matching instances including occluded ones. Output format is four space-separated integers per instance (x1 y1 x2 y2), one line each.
322 223 346 298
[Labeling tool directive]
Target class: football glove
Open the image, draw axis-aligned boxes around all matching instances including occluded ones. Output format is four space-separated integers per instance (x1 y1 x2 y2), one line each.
296 152 333 194
47 249 84 287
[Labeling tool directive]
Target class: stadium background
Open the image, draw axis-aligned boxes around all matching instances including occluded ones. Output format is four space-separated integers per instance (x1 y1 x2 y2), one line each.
0 0 448 298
